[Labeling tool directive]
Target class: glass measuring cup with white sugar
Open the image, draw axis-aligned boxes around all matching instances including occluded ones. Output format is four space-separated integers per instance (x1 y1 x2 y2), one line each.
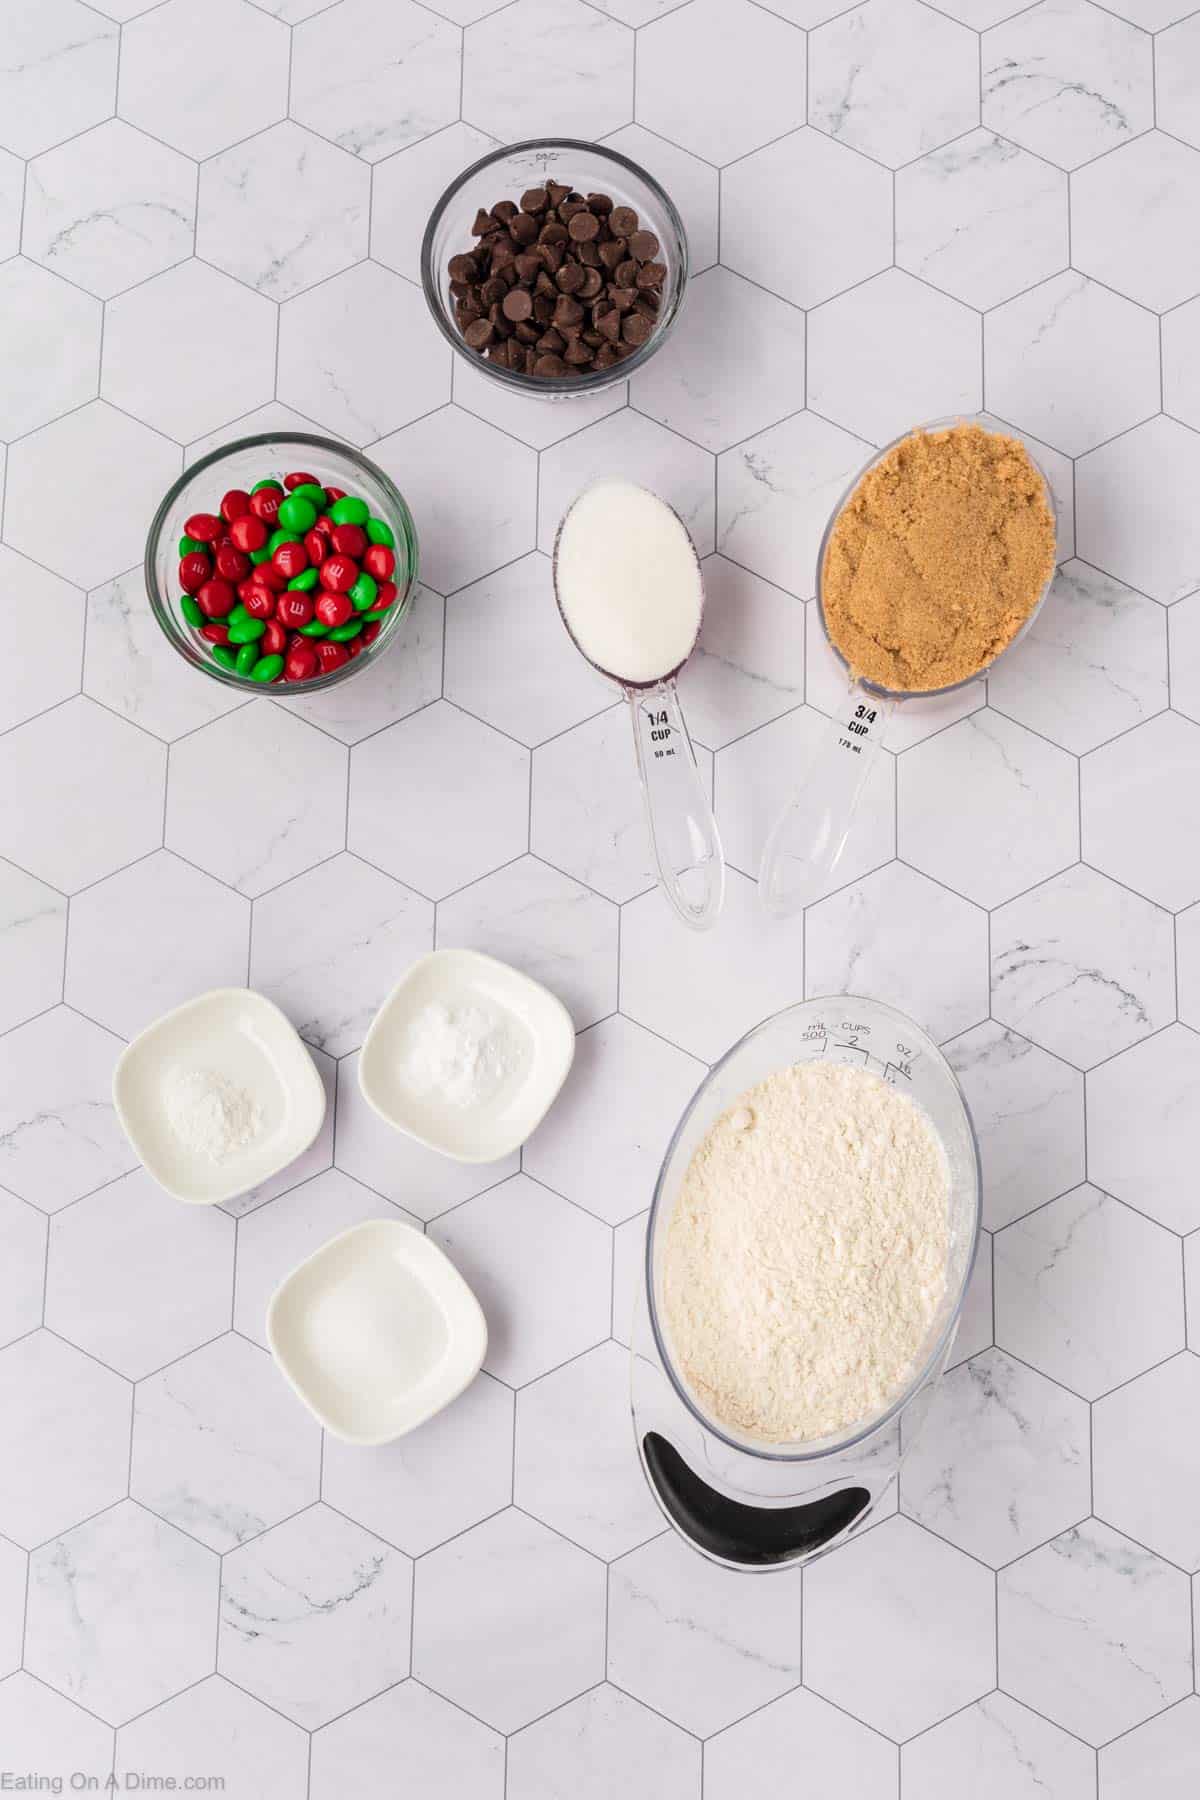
553 479 726 930
759 417 1059 919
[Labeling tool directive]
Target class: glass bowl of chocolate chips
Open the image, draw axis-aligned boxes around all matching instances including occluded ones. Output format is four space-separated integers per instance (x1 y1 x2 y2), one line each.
421 138 688 396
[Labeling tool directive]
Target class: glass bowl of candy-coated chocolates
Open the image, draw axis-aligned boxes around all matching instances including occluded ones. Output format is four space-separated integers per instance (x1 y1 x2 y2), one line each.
145 433 419 692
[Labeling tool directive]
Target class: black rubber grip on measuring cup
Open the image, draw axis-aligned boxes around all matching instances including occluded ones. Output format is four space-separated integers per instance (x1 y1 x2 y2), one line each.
642 1433 869 1567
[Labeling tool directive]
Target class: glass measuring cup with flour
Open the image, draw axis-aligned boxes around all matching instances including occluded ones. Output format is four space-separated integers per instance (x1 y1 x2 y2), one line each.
759 418 1059 919
554 478 726 930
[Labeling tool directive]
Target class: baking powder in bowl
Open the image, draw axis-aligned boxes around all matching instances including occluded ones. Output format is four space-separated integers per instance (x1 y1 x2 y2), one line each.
662 1062 949 1444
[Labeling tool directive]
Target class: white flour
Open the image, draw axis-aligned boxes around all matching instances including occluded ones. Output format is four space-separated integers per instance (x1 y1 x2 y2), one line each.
663 1062 949 1444
398 999 523 1108
165 1068 262 1162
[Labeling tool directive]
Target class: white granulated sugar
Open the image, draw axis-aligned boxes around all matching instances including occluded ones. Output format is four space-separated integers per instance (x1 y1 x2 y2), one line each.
165 1067 262 1162
663 1062 950 1444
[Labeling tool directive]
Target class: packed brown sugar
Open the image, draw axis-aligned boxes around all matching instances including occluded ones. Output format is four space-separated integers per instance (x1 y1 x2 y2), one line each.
821 424 1057 693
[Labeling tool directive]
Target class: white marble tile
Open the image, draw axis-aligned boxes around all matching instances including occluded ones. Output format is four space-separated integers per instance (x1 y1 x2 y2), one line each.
1072 132 1200 313
515 1340 663 1558
897 129 1068 310
1084 712 1200 909
280 584 442 745
323 1371 513 1556
0 1008 135 1212
717 411 872 601
1172 595 1200 728
982 0 1153 170
219 1504 412 1727
604 124 719 275
608 1529 799 1735
186 401 340 463
901 1346 1090 1565
450 353 628 453
0 1539 22 1679
130 1332 320 1552
84 568 245 743
47 1169 234 1377
951 1225 995 1367
431 1175 610 1385
0 261 100 441
538 409 715 556
808 270 982 448
1189 1233 1200 1349
25 1500 218 1725
5 402 179 590
0 1672 113 1791
985 272 1159 459
1104 0 1196 24
444 553 611 747
510 1685 699 1800
806 862 989 1044
311 1681 504 1800
119 0 288 159
944 1020 1085 1230
167 705 346 899
1100 1694 1200 1800
1094 1353 1200 1571
1089 1026 1200 1233
0 1330 129 1550
0 145 22 259
994 1185 1184 1399
0 1191 46 1348
999 1521 1192 1743
114 1676 308 1800
226 1041 335 1218
902 1692 1095 1800
372 122 500 284
0 3 117 159
810 0 978 169
632 267 805 454
707 1686 893 1800
1182 905 1200 1032
0 860 66 1035
1158 16 1200 151
250 853 431 1056
523 1014 703 1225
805 1515 994 1740
414 1508 605 1731
1077 417 1200 604
24 119 194 299
677 557 805 750
612 1210 647 1348
462 0 632 141
640 0 805 162
991 864 1175 1069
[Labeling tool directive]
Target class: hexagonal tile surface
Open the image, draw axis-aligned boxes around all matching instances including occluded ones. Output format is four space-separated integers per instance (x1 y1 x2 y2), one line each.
430 1176 610 1386
982 0 1153 170
995 1185 1184 1398
606 123 719 275
808 271 981 447
466 0 633 139
510 1685 698 1800
115 1676 308 1798
0 860 65 1036
1089 1027 1200 1232
167 705 346 897
1083 713 1200 910
1073 132 1200 312
0 262 100 440
294 0 458 160
226 1040 335 1218
25 1500 218 1725
119 0 288 159
0 550 85 737
902 1692 1095 1800
1 4 117 157
1094 1352 1200 1569
1181 907 1200 1029
985 273 1159 458
1159 14 1200 149
414 1509 605 1732
632 267 804 453
0 1008 133 1211
804 1516 994 1739
47 1169 234 1377
707 1687 892 1799
812 0 977 166
312 1682 504 1800
0 146 21 257
0 1673 112 1790
1077 416 1200 603
0 1191 46 1348
0 1540 22 1678
219 1505 411 1727
897 130 1067 310
83 567 246 743
280 585 443 747
1173 595 1200 726
637 0 801 163
716 410 871 599
322 1372 513 1557
901 1348 1090 1565
538 409 715 556
24 120 194 299
131 1332 320 1552
677 557 804 750
999 1521 1192 1744
945 1022 1084 1230
1100 1695 1200 1799
608 1530 799 1735
0 1331 129 1549
372 122 499 284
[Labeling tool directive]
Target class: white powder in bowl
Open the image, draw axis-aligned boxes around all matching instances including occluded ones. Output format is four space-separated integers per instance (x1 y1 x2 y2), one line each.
165 1068 262 1162
397 999 525 1109
662 1061 950 1444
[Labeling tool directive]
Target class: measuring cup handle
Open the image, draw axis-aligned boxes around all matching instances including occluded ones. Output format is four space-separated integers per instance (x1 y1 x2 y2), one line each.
758 679 893 919
630 679 726 931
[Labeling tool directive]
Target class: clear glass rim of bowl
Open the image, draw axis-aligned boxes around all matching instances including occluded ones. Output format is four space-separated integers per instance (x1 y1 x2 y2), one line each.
144 430 420 696
644 994 982 1466
815 413 1060 703
420 136 689 398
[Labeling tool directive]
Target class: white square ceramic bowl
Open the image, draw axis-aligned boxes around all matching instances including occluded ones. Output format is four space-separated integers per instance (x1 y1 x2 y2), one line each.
112 987 327 1205
358 948 575 1163
266 1217 487 1444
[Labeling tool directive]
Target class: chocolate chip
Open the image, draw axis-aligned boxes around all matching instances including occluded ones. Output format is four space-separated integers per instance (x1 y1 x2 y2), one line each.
535 353 568 376
514 252 541 282
556 262 585 293
596 308 621 342
536 329 565 354
622 312 653 346
568 210 600 243
490 238 516 269
545 181 571 207
609 286 637 311
598 239 626 271
594 342 619 368
491 199 518 223
554 295 584 328
628 230 660 263
509 211 539 245
480 277 507 307
533 293 554 324
471 209 493 236
464 318 493 349
578 267 603 300
502 287 533 322
610 205 638 236
588 192 614 214
521 187 549 213
638 261 667 290
447 254 478 283
559 198 588 221
615 259 638 288
515 320 539 344
539 219 568 246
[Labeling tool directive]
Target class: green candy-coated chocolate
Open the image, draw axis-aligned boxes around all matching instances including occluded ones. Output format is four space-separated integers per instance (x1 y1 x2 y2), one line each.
251 654 284 683
298 620 331 637
330 495 369 527
180 595 204 627
235 642 259 676
277 494 317 534
327 618 364 641
348 572 378 611
290 483 327 510
251 478 283 494
362 604 393 621
365 517 394 548
250 546 272 565
227 616 266 644
267 528 300 553
227 603 249 626
179 534 206 557
287 567 319 592
211 644 238 670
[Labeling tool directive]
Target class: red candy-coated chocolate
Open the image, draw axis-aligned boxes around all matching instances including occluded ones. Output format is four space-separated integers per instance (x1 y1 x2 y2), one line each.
249 487 282 526
303 528 327 567
255 560 287 592
262 619 287 656
330 523 366 559
220 489 251 522
243 587 276 621
285 643 319 681
184 512 221 544
215 543 250 582
315 590 352 628
314 513 334 536
363 545 395 581
324 487 346 502
321 554 357 594
315 641 350 673
178 551 211 593
276 592 314 629
196 578 235 619
371 580 398 611
272 541 308 581
284 471 318 491
228 514 267 554
199 623 231 645
362 621 381 645
347 639 365 659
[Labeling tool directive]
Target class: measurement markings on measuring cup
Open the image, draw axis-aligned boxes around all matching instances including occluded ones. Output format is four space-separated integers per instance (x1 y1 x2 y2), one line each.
636 699 678 761
838 701 882 757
